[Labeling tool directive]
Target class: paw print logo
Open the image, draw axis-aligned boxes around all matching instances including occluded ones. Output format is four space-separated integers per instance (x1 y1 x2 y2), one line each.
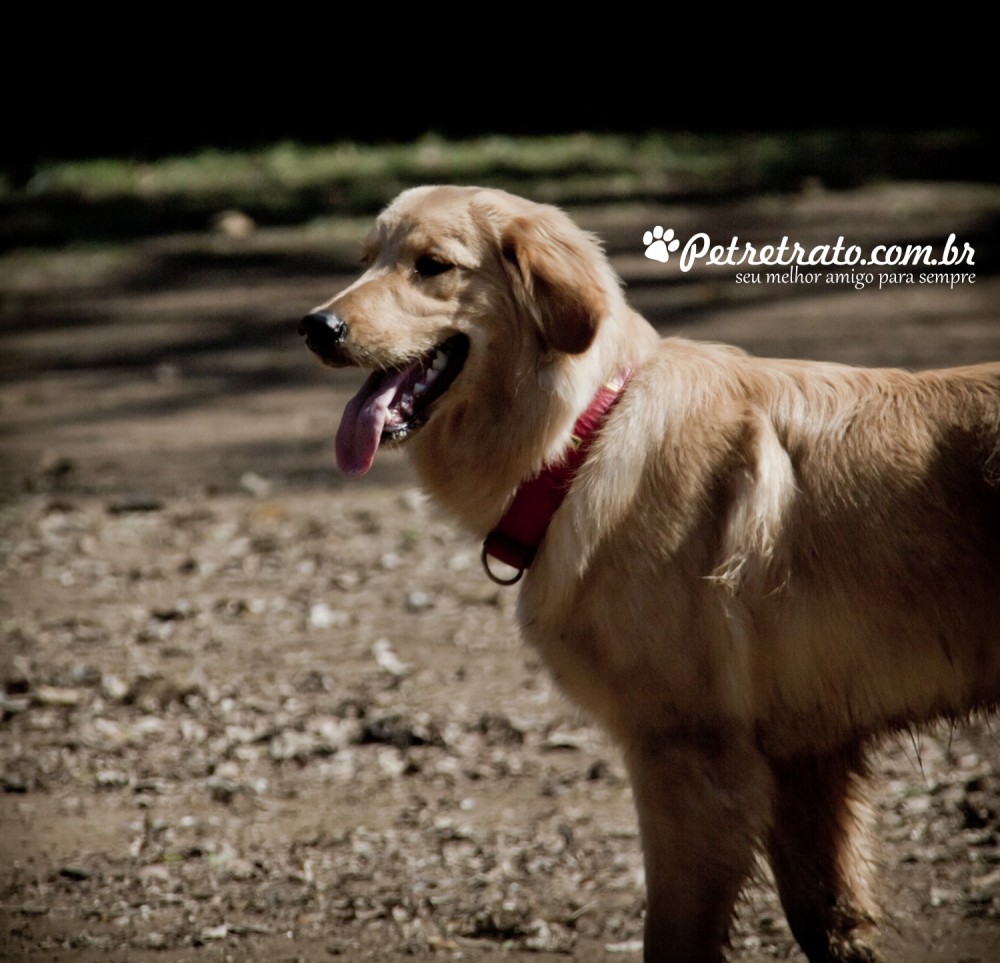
643 226 680 263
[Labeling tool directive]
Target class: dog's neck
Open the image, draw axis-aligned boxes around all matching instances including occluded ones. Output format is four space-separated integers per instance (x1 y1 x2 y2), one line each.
481 367 633 584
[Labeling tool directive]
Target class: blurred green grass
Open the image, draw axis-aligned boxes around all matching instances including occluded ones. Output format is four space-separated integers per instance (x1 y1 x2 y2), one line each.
1 130 990 250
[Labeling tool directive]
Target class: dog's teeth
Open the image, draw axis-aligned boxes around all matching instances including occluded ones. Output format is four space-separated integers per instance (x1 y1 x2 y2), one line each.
414 380 427 395
400 393 413 412
423 366 439 386
432 351 447 372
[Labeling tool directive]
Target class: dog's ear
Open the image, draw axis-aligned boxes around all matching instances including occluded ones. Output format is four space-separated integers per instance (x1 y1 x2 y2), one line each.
500 212 607 355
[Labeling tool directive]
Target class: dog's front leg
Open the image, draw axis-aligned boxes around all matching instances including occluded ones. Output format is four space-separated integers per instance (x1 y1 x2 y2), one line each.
767 744 881 963
625 729 772 963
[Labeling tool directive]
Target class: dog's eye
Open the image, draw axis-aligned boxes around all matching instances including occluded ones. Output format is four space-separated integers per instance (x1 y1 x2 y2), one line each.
414 255 454 278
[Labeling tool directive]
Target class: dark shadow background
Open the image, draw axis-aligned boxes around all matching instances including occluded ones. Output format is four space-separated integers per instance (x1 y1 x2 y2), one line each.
3 126 996 249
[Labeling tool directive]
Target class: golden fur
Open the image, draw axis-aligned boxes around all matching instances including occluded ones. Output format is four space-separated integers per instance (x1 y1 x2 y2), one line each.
302 185 1000 962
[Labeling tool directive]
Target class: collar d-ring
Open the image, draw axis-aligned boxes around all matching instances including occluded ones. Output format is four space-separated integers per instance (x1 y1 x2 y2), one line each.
481 544 524 585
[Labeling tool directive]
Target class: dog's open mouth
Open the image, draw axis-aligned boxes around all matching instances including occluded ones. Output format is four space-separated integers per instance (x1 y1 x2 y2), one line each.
335 334 469 476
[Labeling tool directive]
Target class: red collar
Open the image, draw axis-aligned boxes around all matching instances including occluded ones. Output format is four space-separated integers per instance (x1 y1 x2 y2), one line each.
481 368 633 585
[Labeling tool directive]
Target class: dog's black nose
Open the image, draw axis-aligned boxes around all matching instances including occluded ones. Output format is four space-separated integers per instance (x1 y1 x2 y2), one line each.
299 311 347 351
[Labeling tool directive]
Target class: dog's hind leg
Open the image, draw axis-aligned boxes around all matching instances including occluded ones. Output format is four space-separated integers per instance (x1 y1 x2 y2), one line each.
625 729 773 963
767 744 881 963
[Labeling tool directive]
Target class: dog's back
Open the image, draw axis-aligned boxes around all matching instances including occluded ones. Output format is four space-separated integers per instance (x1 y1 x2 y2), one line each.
521 340 1000 753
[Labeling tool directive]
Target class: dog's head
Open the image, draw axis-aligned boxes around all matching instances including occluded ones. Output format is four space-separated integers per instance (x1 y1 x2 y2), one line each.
300 186 641 532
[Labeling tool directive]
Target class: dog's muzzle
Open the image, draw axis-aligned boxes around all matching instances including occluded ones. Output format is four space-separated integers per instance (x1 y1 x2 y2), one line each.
299 310 349 364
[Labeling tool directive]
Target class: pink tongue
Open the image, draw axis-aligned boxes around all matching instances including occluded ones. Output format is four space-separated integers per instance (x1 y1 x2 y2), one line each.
335 368 411 476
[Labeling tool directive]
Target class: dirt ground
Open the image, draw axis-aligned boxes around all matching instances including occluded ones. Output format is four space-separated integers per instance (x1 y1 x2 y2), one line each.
2 180 1000 962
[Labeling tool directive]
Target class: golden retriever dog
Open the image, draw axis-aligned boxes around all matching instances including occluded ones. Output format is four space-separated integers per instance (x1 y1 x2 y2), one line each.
299 185 1000 962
